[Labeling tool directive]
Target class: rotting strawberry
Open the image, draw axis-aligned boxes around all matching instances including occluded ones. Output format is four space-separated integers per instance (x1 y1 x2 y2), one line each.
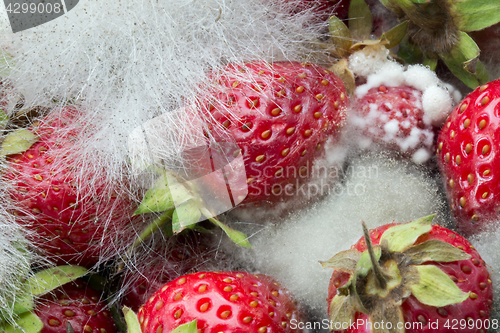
196 61 348 207
351 63 459 164
322 215 493 333
3 106 138 267
136 271 304 333
35 279 117 333
437 79 500 235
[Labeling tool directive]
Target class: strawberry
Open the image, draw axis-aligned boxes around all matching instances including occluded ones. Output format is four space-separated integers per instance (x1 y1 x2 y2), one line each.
437 79 500 235
351 63 457 164
137 271 303 333
35 279 116 333
3 106 137 267
196 61 347 206
322 215 493 333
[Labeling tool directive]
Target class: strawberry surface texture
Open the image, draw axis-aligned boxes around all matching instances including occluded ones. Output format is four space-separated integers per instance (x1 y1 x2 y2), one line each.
196 61 348 206
437 79 500 235
138 271 304 333
35 280 116 333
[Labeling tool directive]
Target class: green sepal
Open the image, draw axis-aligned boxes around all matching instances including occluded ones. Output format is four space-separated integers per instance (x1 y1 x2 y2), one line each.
171 320 198 333
452 0 500 32
202 208 252 249
123 307 142 333
0 312 43 333
356 246 381 278
422 56 438 71
475 60 490 86
403 239 472 265
409 0 428 3
410 265 470 307
320 249 362 273
397 36 423 64
13 266 88 316
328 16 353 58
25 266 88 296
337 275 369 314
0 129 38 157
368 304 405 333
379 215 434 252
439 32 487 89
348 0 373 39
172 200 202 233
328 295 355 329
380 20 408 49
134 171 194 215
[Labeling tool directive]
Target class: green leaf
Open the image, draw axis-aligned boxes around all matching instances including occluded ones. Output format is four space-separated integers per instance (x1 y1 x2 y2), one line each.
348 0 373 39
404 239 472 264
172 200 202 233
379 215 435 252
0 129 38 157
329 295 355 328
206 213 252 249
356 246 381 278
410 0 429 3
439 32 484 89
123 307 142 333
380 20 409 49
453 0 500 32
410 265 470 307
0 312 43 333
320 249 362 272
171 320 198 333
328 16 352 58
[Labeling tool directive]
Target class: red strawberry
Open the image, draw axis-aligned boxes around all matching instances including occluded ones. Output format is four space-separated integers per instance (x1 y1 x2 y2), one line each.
4 106 138 267
35 279 116 333
437 79 500 235
196 61 347 206
121 233 223 312
137 271 303 333
323 215 493 333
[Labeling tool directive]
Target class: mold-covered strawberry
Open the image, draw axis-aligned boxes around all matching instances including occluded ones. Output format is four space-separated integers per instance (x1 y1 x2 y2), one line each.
3 106 138 267
137 271 304 333
322 215 493 333
197 61 348 206
437 79 500 235
351 63 459 164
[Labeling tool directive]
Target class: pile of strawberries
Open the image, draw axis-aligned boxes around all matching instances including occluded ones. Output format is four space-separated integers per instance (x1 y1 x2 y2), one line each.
2 0 500 333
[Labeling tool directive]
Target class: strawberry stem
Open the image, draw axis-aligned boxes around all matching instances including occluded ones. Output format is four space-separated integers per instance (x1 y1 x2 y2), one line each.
117 208 175 271
362 221 388 289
